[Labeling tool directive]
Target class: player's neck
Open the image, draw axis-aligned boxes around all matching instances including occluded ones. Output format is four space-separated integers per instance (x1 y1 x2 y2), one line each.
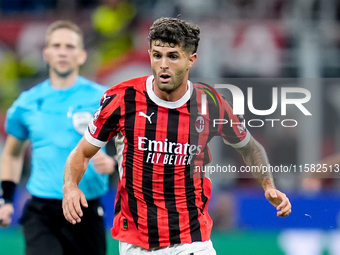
49 70 79 89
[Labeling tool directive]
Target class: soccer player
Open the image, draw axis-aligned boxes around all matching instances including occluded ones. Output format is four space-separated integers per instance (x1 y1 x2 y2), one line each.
0 20 115 255
63 17 292 254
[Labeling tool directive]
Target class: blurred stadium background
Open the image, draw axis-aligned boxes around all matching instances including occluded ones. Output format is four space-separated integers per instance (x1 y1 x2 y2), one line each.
1 0 340 254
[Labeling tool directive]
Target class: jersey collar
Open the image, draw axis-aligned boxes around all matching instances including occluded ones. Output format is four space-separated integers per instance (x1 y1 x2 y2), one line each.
146 75 193 109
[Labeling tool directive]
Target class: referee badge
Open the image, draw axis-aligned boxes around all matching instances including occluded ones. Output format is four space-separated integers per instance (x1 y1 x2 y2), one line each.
72 112 92 135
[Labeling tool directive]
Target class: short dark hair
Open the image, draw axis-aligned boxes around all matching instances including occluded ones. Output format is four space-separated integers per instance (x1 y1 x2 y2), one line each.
148 17 200 54
46 20 84 48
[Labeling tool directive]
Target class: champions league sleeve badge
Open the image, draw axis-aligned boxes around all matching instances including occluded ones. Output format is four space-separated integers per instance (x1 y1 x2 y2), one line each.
88 106 102 134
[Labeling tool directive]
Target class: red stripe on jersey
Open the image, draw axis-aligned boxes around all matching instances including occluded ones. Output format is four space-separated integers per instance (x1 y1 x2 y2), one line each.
112 182 142 244
200 177 213 238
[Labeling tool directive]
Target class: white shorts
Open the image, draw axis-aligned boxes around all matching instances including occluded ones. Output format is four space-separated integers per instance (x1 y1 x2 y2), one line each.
119 240 217 255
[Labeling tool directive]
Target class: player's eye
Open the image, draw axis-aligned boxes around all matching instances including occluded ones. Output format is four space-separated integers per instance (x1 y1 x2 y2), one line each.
153 53 161 59
169 54 178 60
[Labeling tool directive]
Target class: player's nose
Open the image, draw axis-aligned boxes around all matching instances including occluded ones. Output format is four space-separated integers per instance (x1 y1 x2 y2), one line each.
160 57 169 69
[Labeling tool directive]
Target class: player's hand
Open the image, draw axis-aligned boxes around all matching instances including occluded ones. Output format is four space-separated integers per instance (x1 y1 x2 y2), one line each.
92 151 116 174
265 189 291 217
0 203 14 227
62 184 88 225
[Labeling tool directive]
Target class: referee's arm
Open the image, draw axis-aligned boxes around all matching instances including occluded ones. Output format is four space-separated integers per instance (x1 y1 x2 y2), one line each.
0 135 29 226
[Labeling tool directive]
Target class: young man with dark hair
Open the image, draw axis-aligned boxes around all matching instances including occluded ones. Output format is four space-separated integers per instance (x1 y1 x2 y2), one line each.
0 20 115 255
63 17 291 254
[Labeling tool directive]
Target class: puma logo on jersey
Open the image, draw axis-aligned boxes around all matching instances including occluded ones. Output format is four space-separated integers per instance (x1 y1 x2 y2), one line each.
102 93 111 105
139 111 154 124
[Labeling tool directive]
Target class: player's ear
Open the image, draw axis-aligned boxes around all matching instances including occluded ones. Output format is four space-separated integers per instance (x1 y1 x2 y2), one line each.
42 47 49 63
187 53 197 70
78 50 87 65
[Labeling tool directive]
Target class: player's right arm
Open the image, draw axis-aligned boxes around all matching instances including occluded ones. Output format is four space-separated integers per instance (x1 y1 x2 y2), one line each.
62 137 100 225
0 135 28 227
63 87 121 224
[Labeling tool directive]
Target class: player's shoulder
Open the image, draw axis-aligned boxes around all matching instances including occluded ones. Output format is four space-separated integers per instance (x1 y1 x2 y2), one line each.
77 76 107 93
15 79 50 105
193 82 218 94
192 81 224 104
105 76 149 96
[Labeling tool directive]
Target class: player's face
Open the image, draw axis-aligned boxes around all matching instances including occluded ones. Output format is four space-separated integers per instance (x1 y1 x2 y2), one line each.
149 41 197 94
43 28 86 78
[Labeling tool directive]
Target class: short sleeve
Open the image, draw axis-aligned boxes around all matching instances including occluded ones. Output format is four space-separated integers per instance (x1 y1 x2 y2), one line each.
217 96 251 148
85 92 121 148
5 98 29 140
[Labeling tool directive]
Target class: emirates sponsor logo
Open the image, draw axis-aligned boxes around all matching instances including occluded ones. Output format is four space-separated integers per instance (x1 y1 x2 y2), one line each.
138 137 202 165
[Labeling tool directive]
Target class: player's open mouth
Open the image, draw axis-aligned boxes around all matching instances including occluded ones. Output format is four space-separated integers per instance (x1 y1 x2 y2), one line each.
160 74 171 83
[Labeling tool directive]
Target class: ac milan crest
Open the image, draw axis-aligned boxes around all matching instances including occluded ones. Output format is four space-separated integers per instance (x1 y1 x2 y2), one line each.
195 115 205 133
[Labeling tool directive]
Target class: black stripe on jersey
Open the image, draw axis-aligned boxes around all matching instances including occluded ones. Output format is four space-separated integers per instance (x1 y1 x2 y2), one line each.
114 193 121 216
186 89 202 242
206 88 221 145
142 93 160 248
124 87 139 229
97 106 121 142
97 94 119 141
164 109 181 245
101 94 116 110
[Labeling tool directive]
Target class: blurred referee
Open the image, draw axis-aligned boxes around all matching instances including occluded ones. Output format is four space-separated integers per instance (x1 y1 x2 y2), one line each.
0 20 115 255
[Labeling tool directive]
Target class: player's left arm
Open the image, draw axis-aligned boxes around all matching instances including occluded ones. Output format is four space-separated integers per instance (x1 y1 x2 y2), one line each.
236 136 292 217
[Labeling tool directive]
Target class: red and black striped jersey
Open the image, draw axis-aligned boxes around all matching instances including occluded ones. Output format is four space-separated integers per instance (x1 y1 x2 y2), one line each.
85 75 250 249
